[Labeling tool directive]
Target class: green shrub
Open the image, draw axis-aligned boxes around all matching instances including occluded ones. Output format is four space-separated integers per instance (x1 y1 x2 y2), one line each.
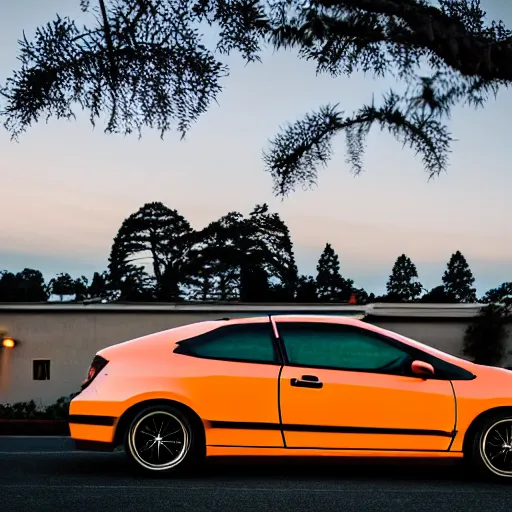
42 392 80 420
0 400 43 419
0 392 80 420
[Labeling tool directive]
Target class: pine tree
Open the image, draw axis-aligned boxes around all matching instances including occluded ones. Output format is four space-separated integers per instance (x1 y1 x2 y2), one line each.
386 255 423 302
442 251 477 303
316 243 354 302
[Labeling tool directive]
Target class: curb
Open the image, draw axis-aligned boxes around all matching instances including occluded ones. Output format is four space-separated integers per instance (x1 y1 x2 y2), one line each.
0 435 75 452
0 420 70 436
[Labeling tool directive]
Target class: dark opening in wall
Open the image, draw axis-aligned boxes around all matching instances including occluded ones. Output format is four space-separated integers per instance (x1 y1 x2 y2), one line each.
33 360 51 380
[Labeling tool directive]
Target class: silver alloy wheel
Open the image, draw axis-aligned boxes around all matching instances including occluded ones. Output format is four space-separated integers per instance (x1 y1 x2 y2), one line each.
480 418 512 477
128 410 190 471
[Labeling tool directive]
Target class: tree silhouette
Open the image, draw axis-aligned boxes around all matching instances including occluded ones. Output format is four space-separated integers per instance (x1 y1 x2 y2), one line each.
84 271 109 299
386 254 423 302
295 275 318 302
442 251 477 303
419 285 453 303
351 289 375 305
231 207 272 302
108 202 194 301
316 243 354 301
249 204 298 300
463 303 510 366
187 204 298 302
2 1 510 195
482 282 512 304
73 276 89 301
0 269 49 302
187 212 245 301
49 273 77 301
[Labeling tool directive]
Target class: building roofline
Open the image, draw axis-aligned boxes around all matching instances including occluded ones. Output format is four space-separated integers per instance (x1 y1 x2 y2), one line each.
0 302 365 312
366 303 484 318
0 301 488 318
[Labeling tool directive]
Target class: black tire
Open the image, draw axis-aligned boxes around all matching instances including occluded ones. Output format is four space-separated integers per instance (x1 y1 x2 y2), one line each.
467 412 512 482
124 404 203 475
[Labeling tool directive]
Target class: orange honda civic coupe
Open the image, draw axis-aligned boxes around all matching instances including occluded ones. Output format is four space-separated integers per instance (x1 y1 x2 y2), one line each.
70 315 512 481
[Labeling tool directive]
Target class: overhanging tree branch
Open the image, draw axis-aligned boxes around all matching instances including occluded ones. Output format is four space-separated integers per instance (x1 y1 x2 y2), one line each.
263 94 451 195
1 0 510 196
98 0 119 87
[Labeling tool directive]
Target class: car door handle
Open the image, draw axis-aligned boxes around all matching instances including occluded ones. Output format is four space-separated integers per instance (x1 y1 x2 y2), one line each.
290 375 323 389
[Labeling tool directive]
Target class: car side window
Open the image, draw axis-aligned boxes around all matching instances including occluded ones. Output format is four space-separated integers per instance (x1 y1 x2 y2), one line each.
174 323 279 364
277 322 410 373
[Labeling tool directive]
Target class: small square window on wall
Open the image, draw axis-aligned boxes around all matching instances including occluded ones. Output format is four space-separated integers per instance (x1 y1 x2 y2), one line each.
33 360 51 380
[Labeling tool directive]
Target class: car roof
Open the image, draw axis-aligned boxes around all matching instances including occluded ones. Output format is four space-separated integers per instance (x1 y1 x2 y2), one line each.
223 314 365 325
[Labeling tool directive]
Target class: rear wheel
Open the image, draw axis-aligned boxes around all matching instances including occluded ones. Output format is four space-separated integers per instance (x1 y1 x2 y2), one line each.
124 405 201 474
468 413 512 481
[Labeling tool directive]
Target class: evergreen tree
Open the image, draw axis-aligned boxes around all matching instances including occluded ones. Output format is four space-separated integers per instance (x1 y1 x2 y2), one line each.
316 243 354 302
442 251 477 303
386 255 423 302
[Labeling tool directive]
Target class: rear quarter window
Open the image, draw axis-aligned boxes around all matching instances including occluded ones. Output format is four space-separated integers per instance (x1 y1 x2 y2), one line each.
174 323 279 364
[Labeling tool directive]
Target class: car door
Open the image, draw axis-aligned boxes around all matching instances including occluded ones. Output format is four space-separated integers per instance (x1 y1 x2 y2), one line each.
275 318 456 451
173 317 284 448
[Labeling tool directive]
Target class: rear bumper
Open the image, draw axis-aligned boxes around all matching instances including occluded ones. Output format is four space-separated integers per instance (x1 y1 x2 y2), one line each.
69 415 118 445
69 373 126 448
69 396 120 446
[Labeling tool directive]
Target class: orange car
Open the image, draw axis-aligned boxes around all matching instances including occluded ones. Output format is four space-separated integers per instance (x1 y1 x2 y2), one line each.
70 315 512 480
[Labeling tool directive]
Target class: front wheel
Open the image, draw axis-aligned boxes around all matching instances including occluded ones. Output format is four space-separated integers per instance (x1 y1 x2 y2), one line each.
468 413 512 481
124 405 200 474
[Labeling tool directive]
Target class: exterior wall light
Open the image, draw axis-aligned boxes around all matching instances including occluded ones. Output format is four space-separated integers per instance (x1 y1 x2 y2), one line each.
2 337 16 349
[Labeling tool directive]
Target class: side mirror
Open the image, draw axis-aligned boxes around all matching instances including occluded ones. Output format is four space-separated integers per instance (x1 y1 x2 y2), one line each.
411 360 435 377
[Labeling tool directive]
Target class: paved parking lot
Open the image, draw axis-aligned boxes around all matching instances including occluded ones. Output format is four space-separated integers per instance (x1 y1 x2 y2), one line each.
1 437 511 512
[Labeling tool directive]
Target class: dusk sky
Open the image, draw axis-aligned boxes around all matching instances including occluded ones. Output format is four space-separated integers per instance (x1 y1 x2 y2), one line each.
1 1 511 296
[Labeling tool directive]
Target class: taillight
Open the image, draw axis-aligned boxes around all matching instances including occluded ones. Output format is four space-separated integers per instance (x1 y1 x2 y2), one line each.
81 355 109 390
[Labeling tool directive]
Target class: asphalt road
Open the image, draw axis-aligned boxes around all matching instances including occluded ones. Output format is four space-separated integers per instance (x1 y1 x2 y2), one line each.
1 437 511 512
